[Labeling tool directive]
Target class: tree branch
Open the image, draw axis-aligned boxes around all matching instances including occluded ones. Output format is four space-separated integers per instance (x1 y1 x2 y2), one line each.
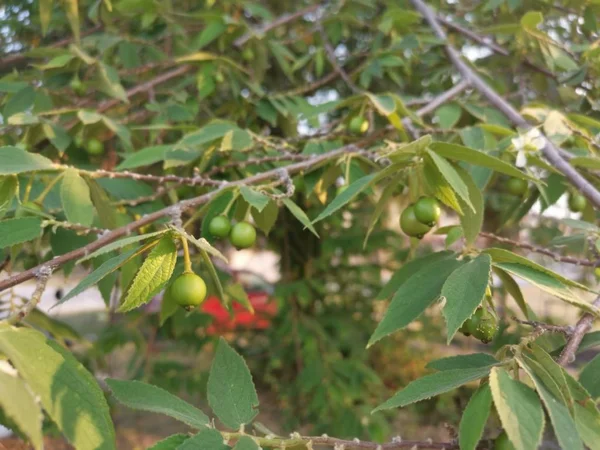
558 295 600 366
436 16 555 78
409 0 600 210
234 4 321 47
317 22 363 94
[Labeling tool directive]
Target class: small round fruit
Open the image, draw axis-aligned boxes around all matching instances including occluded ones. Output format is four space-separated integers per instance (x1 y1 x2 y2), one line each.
568 194 587 213
85 138 104 155
208 215 231 238
169 272 207 310
413 197 441 226
70 77 86 96
494 432 516 450
349 116 369 134
506 178 528 196
470 309 498 344
400 205 431 239
242 47 254 61
229 221 257 249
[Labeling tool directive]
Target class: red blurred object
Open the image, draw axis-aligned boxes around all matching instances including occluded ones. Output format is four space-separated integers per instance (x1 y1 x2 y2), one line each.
201 291 277 334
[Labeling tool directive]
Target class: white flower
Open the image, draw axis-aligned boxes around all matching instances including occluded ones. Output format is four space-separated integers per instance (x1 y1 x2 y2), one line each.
511 128 545 168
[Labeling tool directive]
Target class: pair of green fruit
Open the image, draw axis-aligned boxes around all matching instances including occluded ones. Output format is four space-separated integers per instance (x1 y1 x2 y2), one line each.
459 307 498 343
400 197 441 239
208 216 256 249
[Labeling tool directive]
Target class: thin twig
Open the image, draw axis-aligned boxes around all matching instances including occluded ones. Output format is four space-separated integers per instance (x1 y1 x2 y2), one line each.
6 266 53 324
437 16 555 78
558 295 600 366
409 0 600 210
480 231 598 267
234 4 321 47
513 317 572 336
317 21 363 94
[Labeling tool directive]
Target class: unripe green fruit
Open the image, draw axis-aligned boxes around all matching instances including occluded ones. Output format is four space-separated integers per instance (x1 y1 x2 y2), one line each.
568 194 587 213
494 432 516 450
70 77 86 96
86 138 104 155
242 47 254 61
230 221 257 249
400 205 431 239
413 197 441 226
169 272 207 310
468 308 498 344
506 178 528 196
349 116 369 134
208 215 231 238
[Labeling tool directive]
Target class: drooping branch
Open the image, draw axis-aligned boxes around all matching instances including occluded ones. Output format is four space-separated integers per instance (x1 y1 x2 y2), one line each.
409 0 600 211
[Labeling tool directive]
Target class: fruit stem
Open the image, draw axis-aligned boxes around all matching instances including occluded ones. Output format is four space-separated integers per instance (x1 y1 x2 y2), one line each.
22 175 35 203
344 155 352 184
180 236 192 273
222 192 239 216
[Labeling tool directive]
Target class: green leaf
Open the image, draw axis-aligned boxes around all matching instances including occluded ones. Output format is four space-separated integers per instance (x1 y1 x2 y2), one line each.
179 122 238 147
376 251 455 300
62 0 80 42
490 367 544 450
579 354 600 398
570 156 600 171
442 254 492 342
0 217 42 249
77 230 168 263
4 86 36 119
226 283 253 313
251 200 278 235
118 236 177 312
455 166 484 246
373 367 490 412
42 123 71 153
116 145 169 170
367 93 396 115
207 337 259 429
434 103 462 129
380 135 431 162
177 428 230 450
484 248 594 293
97 62 127 102
574 402 600 450
368 257 463 346
221 129 253 151
77 110 103 124
0 176 18 219
60 168 94 227
0 324 115 450
106 379 209 429
423 158 463 214
282 198 319 237
0 362 43 450
24 308 82 343
493 267 529 319
148 434 189 450
312 173 376 224
425 150 474 212
60 248 142 305
364 181 396 247
429 142 534 181
39 0 53 35
0 146 54 175
193 21 226 50
494 262 599 314
86 178 118 229
233 436 260 450
8 112 40 125
459 384 492 450
240 186 269 213
517 355 583 450
426 353 498 371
